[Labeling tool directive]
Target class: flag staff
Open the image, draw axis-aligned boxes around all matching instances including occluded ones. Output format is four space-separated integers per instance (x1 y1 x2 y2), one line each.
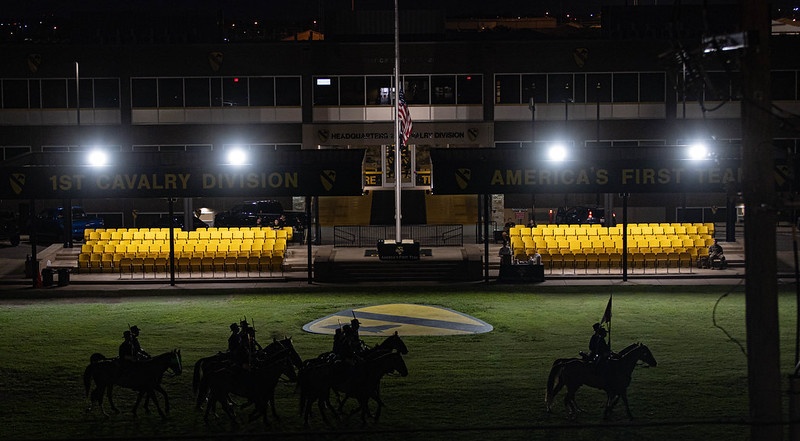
601 294 613 351
393 0 402 243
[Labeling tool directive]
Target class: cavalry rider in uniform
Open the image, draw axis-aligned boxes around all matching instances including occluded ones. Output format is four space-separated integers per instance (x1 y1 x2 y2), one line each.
129 325 150 360
227 322 241 353
588 322 611 374
119 330 136 362
347 318 369 355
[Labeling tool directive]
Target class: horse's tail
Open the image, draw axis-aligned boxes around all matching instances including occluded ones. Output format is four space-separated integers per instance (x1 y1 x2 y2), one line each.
83 363 95 398
545 361 564 410
192 357 205 395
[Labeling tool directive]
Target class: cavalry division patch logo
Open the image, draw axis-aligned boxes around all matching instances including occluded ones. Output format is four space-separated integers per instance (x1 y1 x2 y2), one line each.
573 47 589 68
27 54 42 74
317 129 330 143
10 173 25 195
208 52 224 72
320 170 336 192
302 303 493 336
467 128 479 142
455 168 471 190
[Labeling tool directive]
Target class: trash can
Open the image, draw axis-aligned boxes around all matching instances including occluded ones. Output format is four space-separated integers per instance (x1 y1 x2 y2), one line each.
57 269 70 287
41 268 54 287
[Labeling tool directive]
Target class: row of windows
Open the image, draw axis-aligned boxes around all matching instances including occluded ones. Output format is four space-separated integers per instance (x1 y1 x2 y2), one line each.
312 74 483 106
0 78 119 109
132 77 302 108
2 71 799 110
38 144 301 153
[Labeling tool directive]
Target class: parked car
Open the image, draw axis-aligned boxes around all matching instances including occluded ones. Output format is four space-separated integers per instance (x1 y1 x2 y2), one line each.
34 206 105 242
0 210 21 246
214 200 306 240
553 206 616 226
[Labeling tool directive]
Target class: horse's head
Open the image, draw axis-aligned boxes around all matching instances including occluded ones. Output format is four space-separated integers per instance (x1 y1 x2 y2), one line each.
390 352 409 377
379 331 409 355
280 357 298 382
636 344 657 367
170 349 183 376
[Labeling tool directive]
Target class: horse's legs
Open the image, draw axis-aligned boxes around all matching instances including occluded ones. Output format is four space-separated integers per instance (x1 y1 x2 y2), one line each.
106 385 120 414
153 385 169 415
619 392 634 419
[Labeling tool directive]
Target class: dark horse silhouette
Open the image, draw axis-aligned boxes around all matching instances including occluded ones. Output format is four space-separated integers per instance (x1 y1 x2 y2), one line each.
298 332 409 427
83 349 182 418
199 350 299 427
545 342 656 419
193 336 302 399
194 337 303 425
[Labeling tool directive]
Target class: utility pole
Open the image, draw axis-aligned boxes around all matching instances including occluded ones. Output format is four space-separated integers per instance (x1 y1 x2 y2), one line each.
741 0 782 439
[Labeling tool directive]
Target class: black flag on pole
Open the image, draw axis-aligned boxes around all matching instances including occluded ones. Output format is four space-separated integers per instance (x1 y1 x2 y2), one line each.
601 295 612 325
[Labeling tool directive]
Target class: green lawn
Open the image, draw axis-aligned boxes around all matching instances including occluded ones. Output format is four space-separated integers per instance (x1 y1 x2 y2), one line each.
0 284 792 440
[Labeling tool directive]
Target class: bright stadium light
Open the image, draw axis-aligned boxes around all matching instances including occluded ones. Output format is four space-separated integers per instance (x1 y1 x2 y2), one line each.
548 143 568 162
87 149 108 166
687 142 709 160
226 147 248 166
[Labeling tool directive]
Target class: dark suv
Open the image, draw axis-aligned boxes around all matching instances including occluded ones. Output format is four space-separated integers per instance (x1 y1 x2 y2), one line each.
554 206 615 226
0 210 21 246
214 200 285 227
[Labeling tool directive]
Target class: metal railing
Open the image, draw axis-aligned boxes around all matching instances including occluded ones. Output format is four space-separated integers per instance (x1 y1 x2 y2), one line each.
333 224 463 247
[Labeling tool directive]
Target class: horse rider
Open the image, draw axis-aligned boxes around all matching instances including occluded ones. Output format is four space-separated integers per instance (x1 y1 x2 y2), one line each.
129 325 151 360
227 322 241 353
588 322 611 374
119 330 136 363
348 318 369 354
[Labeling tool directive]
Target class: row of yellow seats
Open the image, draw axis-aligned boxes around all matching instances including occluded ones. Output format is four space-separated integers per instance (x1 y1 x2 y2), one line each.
82 253 284 275
533 251 697 272
84 226 293 242
81 238 287 255
512 235 714 252
80 239 286 261
509 223 714 238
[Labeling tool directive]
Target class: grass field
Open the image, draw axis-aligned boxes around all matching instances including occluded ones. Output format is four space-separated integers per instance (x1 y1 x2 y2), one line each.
0 284 794 441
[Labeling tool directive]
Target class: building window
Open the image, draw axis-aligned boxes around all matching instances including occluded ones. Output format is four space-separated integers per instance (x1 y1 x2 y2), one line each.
404 76 429 105
573 74 586 104
522 74 547 105
771 70 796 101
158 78 184 107
366 76 392 105
639 72 665 103
249 77 275 106
612 73 638 103
185 78 210 107
28 79 41 109
587 73 612 103
2 79 28 108
131 78 157 108
223 77 248 106
313 76 339 105
457 74 482 104
42 79 69 108
431 75 456 104
94 79 120 108
495 75 521 104
548 74 573 103
275 77 301 106
340 76 365 105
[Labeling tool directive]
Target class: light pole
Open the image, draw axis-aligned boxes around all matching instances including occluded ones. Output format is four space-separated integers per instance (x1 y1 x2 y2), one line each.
528 83 536 148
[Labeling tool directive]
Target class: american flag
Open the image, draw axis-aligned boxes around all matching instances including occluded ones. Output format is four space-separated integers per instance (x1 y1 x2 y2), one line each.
398 89 413 147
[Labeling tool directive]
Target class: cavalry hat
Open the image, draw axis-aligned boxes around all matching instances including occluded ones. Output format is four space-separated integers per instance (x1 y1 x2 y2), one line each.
230 323 239 331
592 322 602 331
130 325 140 334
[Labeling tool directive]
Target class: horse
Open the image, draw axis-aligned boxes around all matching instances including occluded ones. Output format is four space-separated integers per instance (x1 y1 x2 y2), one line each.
200 352 298 427
299 349 409 427
333 351 409 426
195 337 302 423
193 336 302 407
545 342 656 419
83 349 182 418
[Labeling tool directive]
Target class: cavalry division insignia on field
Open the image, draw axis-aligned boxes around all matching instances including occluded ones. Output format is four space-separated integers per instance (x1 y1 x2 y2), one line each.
302 303 493 336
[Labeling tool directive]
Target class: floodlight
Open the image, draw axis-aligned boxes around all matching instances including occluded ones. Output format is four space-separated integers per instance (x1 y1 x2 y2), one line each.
548 144 568 162
226 148 247 166
687 142 709 160
87 149 108 166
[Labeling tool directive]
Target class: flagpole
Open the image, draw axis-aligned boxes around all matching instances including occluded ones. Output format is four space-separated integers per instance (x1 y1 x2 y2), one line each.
394 0 402 243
